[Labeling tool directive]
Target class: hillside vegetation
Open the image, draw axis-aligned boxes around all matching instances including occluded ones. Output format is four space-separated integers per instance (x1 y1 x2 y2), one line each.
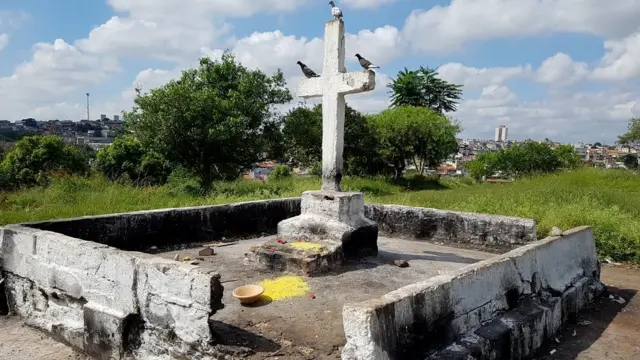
1 167 638 263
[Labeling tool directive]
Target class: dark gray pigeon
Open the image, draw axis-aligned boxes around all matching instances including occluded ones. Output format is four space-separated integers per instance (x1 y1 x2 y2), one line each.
355 53 380 70
297 61 320 78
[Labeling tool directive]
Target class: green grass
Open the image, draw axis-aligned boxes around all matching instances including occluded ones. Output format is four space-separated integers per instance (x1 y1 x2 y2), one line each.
1 168 639 262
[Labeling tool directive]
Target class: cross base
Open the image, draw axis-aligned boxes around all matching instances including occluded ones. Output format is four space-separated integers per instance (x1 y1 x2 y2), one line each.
245 191 378 276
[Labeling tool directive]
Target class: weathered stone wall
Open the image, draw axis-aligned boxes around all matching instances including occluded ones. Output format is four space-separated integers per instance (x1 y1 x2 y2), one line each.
24 198 302 251
0 225 224 360
341 227 604 360
23 199 535 252
365 203 536 249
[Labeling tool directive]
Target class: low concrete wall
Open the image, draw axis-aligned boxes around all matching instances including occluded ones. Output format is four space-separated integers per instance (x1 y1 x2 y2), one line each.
341 226 604 360
0 225 224 360
22 199 536 252
365 203 536 248
24 198 302 251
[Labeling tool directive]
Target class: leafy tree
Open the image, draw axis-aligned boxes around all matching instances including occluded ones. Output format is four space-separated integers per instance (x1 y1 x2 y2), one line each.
388 66 463 113
282 106 322 166
123 53 292 190
553 144 582 169
0 135 90 189
618 118 640 144
0 142 13 162
466 151 500 181
96 135 171 186
261 117 286 162
466 141 580 181
282 104 385 176
623 153 639 169
369 106 461 179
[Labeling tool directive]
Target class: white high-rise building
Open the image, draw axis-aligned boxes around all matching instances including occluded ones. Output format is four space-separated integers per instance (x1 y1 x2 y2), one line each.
113 115 120 121
495 125 508 142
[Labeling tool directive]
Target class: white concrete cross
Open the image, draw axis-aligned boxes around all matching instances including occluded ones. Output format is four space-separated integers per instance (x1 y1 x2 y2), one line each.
297 19 376 192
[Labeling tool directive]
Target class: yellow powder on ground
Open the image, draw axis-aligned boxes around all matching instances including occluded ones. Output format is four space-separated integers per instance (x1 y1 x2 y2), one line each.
290 242 324 252
259 276 310 301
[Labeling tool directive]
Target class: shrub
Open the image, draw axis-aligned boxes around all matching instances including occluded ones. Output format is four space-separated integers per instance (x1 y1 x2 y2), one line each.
0 135 90 190
466 141 582 181
270 165 292 180
96 135 171 186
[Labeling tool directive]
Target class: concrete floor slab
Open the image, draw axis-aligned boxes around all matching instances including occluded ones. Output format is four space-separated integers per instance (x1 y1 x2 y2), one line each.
151 236 494 359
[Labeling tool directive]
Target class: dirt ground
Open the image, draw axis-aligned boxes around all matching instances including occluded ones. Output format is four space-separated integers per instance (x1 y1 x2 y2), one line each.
1 256 639 359
534 264 640 360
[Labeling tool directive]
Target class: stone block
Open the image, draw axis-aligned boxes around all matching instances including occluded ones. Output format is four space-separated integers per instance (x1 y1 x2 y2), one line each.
135 257 222 347
246 237 344 276
499 299 547 358
83 302 127 360
0 277 8 315
300 191 367 227
250 190 378 275
198 246 215 256
474 318 512 359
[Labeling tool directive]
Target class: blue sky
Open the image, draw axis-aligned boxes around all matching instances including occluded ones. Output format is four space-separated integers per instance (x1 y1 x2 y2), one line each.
0 0 639 144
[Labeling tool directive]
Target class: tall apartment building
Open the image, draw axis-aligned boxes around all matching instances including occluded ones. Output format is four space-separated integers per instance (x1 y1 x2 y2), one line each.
495 125 508 142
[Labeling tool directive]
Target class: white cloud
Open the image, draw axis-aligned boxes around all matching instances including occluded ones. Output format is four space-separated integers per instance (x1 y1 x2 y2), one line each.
107 0 308 20
1 0 639 144
437 63 532 90
341 0 395 9
76 16 230 62
346 26 404 67
591 32 640 81
231 31 324 76
0 39 120 119
0 34 8 52
536 53 589 85
457 87 640 142
465 85 517 109
0 10 30 29
403 0 640 53
76 0 310 64
632 101 640 118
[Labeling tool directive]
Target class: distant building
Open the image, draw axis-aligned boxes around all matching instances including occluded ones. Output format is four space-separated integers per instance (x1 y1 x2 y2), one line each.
251 163 275 180
100 114 107 121
494 125 508 142
0 120 12 131
113 115 120 121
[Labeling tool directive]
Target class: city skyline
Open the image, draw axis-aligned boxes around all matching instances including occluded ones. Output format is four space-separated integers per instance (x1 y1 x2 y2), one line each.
0 1 639 144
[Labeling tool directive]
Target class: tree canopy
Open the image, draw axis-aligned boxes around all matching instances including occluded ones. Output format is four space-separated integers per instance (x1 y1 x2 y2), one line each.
96 135 171 185
0 135 90 190
618 118 640 145
466 141 582 181
388 66 463 113
368 106 461 178
123 52 292 190
281 103 384 175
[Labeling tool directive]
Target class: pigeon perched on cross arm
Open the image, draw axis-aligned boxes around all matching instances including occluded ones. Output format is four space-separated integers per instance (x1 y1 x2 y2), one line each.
355 54 380 70
297 61 320 78
329 1 343 19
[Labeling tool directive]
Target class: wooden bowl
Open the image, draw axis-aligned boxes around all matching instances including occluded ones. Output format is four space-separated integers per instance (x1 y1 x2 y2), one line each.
232 285 265 304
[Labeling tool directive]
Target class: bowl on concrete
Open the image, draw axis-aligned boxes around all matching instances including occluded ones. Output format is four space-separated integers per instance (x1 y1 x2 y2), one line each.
232 284 265 304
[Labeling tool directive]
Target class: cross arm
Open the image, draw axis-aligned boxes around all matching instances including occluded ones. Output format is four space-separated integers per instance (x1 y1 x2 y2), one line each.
296 77 324 99
334 71 376 95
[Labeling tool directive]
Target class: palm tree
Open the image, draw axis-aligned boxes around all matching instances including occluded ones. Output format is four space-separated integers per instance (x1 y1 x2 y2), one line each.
388 66 463 113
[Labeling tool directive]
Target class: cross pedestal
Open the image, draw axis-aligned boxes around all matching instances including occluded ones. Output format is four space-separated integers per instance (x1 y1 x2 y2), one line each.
246 19 379 276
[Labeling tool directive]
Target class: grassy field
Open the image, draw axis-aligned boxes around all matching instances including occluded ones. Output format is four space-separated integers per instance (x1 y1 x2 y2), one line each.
1 168 639 262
